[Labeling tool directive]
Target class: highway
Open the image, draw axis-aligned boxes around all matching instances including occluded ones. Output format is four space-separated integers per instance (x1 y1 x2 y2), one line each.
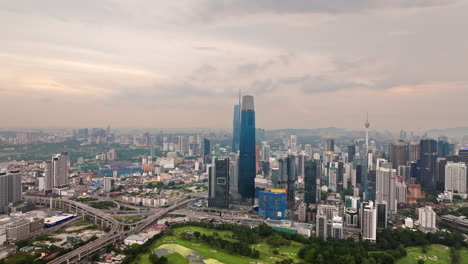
25 195 195 264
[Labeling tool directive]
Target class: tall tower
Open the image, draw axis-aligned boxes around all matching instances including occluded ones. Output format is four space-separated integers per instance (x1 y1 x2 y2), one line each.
232 89 242 153
238 95 256 201
365 113 370 153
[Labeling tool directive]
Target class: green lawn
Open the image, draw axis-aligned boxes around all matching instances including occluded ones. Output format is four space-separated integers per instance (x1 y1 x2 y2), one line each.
395 244 466 264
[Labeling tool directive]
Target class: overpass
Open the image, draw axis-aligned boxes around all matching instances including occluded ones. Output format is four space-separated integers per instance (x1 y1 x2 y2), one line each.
25 195 194 264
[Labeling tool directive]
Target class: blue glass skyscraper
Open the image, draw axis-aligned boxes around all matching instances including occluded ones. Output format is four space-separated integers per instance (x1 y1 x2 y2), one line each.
238 95 256 200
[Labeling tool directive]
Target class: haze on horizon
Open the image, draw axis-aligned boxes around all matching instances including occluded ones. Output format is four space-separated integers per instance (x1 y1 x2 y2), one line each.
1 0 467 131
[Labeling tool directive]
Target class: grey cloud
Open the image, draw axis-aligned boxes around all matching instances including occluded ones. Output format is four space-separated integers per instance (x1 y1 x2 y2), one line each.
249 79 278 94
198 0 456 18
281 75 361 93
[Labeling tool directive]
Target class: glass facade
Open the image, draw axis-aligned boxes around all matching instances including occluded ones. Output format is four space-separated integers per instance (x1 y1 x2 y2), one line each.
304 161 317 206
232 104 241 153
238 96 256 199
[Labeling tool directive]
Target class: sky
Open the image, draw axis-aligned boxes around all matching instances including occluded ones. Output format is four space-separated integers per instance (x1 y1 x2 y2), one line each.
1 0 467 131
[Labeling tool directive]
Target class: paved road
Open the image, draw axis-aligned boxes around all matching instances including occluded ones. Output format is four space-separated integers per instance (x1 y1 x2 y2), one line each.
46 196 194 264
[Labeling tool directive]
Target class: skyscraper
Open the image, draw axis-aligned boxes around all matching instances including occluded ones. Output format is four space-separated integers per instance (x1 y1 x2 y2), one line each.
304 161 318 206
418 206 436 232
290 135 298 153
203 138 211 165
445 162 467 194
391 140 408 170
348 144 356 163
232 98 241 153
326 138 335 152
51 152 69 188
376 201 388 229
238 95 256 200
376 164 397 217
0 171 22 213
286 155 296 209
208 158 230 208
361 201 377 242
419 139 438 191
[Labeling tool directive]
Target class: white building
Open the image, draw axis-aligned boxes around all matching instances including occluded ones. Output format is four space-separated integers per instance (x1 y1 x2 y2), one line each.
395 177 407 204
405 217 414 229
445 162 467 194
418 206 437 232
376 164 397 217
361 201 377 242
124 235 148 246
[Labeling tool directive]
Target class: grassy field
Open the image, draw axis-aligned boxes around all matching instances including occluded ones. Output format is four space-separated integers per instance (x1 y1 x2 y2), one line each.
133 225 304 264
396 244 468 264
165 253 189 264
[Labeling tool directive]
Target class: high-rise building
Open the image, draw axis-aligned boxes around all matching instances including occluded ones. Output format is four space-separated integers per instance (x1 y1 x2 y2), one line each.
376 201 388 229
445 162 467 194
316 215 328 240
290 135 298 154
305 144 313 158
304 161 318 207
326 138 335 152
51 153 69 188
238 95 256 200
203 138 211 165
257 190 287 220
229 156 239 194
436 158 447 191
103 177 115 192
365 113 370 153
286 155 296 209
376 165 397 217
361 201 377 242
331 216 344 239
0 171 22 213
419 139 438 191
409 142 421 162
232 98 241 153
418 206 436 232
261 142 270 162
44 161 53 191
348 144 356 163
208 158 230 208
395 176 407 204
391 140 408 170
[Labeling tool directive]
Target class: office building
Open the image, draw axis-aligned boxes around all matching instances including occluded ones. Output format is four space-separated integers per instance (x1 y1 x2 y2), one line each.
103 177 115 193
348 144 356 163
229 156 239 193
331 216 344 239
361 201 377 242
326 138 335 152
436 158 447 191
305 144 313 158
418 206 436 232
395 176 407 204
445 162 467 194
47 153 69 188
208 158 230 208
257 190 287 220
238 95 256 200
232 99 241 153
409 142 421 162
304 161 317 206
376 201 387 229
419 139 438 191
290 135 298 154
376 165 397 217
203 138 211 165
391 140 408 169
0 171 22 213
316 215 328 240
286 155 297 209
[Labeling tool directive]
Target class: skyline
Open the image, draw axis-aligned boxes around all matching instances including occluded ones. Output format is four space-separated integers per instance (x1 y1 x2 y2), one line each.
1 0 468 130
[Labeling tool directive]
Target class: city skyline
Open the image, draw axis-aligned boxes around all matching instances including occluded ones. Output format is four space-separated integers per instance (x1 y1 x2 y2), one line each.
1 1 468 130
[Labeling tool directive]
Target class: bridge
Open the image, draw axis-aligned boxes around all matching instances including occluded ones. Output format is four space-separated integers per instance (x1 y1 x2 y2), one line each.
25 195 195 264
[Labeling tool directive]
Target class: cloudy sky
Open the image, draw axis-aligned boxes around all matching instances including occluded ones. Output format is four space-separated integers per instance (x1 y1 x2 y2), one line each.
1 0 467 131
